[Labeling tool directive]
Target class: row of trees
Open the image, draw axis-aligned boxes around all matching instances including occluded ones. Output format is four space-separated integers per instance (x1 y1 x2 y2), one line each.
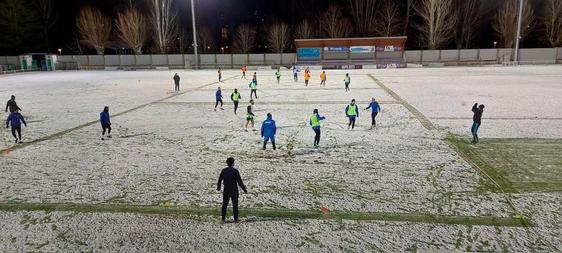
229 0 561 53
0 0 561 55
77 0 176 54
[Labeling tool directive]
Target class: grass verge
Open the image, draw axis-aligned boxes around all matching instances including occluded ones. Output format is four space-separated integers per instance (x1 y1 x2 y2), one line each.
445 135 562 193
0 202 531 227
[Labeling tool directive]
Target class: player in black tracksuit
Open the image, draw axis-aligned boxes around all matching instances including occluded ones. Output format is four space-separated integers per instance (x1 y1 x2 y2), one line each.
5 95 21 113
471 103 485 144
217 157 247 223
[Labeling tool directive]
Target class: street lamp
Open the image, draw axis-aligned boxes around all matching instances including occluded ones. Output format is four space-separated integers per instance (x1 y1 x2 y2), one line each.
493 41 497 48
190 0 199 68
221 47 225 54
513 0 524 63
57 48 62 55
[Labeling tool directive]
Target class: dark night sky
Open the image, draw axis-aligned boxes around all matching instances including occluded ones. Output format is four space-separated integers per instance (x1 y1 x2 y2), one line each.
53 0 332 40
0 0 550 54
45 0 337 53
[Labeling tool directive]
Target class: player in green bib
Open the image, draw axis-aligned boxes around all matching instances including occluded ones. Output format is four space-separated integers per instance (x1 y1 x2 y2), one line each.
275 69 281 84
310 109 326 147
249 80 258 99
345 99 359 130
245 99 255 130
230 89 242 114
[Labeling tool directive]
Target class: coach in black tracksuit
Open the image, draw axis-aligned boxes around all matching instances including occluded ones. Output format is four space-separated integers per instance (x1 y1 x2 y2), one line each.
217 157 247 223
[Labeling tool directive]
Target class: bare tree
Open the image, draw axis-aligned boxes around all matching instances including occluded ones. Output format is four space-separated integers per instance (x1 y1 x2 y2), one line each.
455 0 481 49
37 0 58 49
66 35 84 55
414 0 457 49
76 6 111 55
403 0 414 36
349 0 379 36
198 27 215 53
267 22 290 53
374 0 402 37
0 0 42 54
232 24 256 53
321 4 351 38
542 0 562 47
148 0 177 54
115 8 147 54
492 0 534 48
176 29 191 53
295 19 315 39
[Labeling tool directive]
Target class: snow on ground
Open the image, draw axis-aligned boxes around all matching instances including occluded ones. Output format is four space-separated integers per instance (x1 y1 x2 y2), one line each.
375 65 562 138
0 66 560 252
0 211 535 252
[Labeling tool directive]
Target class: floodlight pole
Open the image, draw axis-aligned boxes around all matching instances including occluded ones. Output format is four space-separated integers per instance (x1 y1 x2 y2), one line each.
190 0 199 69
513 0 524 64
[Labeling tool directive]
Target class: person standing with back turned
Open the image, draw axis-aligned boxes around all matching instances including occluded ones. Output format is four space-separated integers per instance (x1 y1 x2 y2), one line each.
100 106 111 140
6 110 27 143
173 73 180 92
5 95 21 113
231 89 241 114
217 157 247 224
261 113 277 150
471 103 485 144
249 80 258 99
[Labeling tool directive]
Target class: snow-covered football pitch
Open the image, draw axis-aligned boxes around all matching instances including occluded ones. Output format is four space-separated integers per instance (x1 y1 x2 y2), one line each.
0 66 560 252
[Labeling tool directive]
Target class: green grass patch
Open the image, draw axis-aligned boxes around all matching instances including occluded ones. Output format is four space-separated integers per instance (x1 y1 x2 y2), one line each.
0 202 531 227
446 135 562 193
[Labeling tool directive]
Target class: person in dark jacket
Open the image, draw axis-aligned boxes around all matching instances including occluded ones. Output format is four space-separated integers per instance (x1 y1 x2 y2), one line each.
364 97 381 129
217 157 247 223
345 99 359 130
100 106 111 140
5 95 21 113
230 89 241 114
261 113 277 150
6 111 27 143
173 73 180 92
471 103 485 144
214 87 224 111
